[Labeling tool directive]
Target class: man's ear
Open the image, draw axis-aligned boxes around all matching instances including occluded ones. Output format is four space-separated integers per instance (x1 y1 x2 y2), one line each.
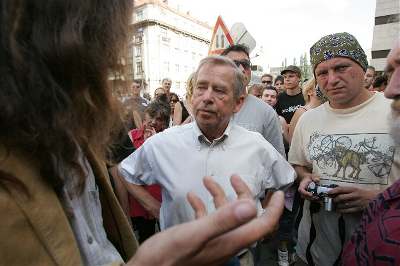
233 94 245 113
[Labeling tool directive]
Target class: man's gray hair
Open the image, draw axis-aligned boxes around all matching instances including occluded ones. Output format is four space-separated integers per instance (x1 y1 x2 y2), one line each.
194 55 245 99
162 78 172 83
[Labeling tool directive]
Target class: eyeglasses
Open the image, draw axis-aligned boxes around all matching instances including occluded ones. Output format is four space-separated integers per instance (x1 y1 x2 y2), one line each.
170 99 178 103
233 59 251 70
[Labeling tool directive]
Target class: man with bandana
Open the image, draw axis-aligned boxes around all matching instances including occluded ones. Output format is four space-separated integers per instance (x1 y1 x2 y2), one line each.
289 32 400 265
341 38 400 265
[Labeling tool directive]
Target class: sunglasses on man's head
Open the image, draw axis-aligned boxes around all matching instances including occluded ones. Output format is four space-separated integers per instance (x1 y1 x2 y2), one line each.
233 59 251 70
262 80 272 84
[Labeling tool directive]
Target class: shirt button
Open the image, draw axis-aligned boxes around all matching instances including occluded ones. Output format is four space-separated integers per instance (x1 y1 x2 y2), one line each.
87 236 93 244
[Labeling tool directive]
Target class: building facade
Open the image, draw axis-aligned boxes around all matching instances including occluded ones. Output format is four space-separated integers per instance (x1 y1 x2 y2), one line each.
370 0 400 72
130 0 212 97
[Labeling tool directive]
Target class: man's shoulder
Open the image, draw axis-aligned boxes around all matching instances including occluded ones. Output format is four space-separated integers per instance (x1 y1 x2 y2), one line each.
154 123 193 140
243 95 276 114
231 123 269 143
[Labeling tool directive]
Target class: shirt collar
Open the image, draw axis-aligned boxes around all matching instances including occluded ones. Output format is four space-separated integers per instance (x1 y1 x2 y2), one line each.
192 119 233 150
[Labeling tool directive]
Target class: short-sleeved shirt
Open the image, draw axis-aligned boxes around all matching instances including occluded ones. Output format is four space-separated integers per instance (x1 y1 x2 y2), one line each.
276 91 305 124
119 120 296 229
233 94 285 157
289 92 399 265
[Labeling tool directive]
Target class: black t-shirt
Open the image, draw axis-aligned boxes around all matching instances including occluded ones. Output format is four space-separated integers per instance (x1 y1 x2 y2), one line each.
276 91 305 123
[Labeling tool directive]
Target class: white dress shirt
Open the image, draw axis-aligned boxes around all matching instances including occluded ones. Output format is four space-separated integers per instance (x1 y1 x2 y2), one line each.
119 120 295 229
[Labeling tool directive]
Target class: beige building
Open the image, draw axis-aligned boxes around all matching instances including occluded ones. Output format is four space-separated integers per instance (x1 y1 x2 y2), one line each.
370 0 400 72
129 0 212 97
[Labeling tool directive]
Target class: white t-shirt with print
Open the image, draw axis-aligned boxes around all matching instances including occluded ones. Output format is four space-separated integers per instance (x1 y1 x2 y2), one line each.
289 92 399 265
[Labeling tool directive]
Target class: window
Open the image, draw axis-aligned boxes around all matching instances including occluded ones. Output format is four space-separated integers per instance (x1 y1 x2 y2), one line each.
134 46 142 57
136 62 143 74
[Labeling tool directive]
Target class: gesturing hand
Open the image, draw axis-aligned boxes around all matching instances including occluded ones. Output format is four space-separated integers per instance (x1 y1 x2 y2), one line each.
128 175 284 266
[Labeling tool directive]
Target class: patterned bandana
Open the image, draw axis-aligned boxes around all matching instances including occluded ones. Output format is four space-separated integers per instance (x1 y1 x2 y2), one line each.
310 32 368 72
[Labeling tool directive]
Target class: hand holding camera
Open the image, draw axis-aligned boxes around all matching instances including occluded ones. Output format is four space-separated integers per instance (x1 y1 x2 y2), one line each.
306 182 338 211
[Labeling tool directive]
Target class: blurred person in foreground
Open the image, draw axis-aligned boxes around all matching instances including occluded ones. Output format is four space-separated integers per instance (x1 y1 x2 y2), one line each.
0 1 286 265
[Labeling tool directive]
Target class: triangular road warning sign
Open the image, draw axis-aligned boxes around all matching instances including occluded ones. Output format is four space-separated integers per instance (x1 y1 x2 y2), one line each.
208 16 234 55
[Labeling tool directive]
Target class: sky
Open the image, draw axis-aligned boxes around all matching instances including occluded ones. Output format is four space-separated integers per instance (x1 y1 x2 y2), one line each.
178 0 376 70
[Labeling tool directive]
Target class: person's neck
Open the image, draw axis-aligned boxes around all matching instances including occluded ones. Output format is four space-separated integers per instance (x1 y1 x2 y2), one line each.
200 123 229 142
330 90 374 109
286 87 301 96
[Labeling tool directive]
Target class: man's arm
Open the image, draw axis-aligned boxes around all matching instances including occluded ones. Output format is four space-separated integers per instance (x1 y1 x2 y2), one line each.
117 142 161 218
123 180 161 219
127 175 285 266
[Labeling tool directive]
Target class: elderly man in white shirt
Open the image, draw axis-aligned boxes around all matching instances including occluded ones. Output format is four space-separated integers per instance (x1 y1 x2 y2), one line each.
119 55 295 234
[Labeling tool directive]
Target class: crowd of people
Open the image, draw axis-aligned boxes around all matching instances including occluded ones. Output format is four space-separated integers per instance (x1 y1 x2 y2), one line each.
1 1 400 266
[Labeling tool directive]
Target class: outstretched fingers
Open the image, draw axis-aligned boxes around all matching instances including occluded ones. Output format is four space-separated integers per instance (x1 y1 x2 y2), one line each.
201 190 285 255
187 191 207 219
230 174 253 200
203 176 228 208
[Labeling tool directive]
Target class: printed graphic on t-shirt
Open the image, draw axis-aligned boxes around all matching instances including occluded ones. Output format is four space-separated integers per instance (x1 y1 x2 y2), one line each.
308 132 395 184
281 104 302 115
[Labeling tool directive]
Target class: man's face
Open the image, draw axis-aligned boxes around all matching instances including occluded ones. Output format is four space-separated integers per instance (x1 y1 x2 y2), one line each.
364 68 375 89
143 112 167 133
261 76 273 87
315 57 366 109
192 63 244 138
131 82 141 96
262 89 278 107
283 71 300 90
225 51 251 88
384 39 400 146
162 80 172 93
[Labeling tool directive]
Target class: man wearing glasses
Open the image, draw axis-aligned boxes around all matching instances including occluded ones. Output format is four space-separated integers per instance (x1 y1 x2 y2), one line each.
261 73 274 87
221 44 285 157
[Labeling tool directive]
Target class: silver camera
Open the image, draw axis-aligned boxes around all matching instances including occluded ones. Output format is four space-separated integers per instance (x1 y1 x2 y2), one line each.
306 182 338 211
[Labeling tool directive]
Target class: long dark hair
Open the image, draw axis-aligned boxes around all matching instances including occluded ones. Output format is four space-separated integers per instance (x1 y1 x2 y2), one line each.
0 0 132 195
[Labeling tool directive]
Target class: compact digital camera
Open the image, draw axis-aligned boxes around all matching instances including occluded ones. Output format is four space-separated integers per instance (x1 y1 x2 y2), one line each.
306 182 338 211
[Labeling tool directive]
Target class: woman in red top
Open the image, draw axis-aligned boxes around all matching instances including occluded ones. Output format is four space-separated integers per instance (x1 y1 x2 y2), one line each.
128 100 170 243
